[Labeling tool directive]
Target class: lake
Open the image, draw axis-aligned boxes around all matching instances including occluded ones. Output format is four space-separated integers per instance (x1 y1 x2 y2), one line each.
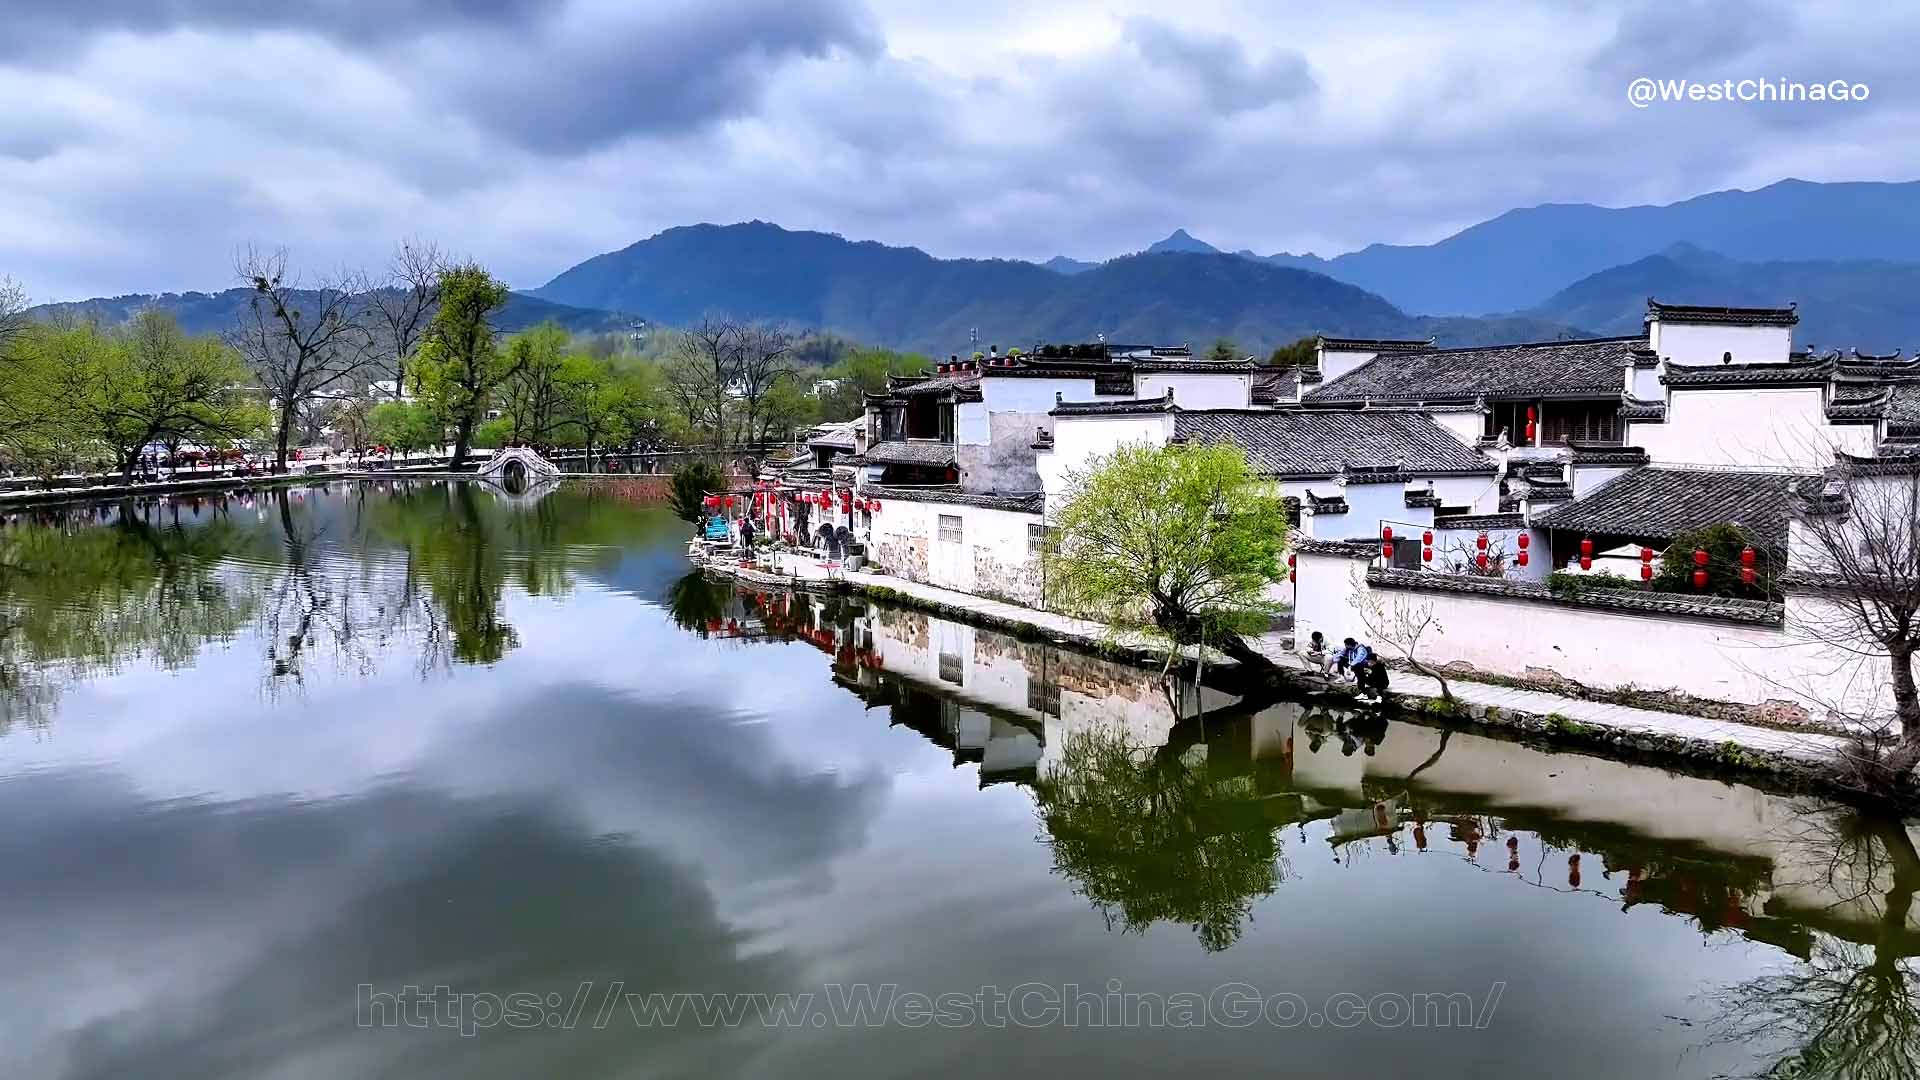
0 481 1912 1079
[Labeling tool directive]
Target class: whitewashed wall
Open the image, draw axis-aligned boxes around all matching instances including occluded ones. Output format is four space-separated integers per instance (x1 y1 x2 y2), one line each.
1427 523 1551 582
981 376 1098 414
1571 463 1634 498
1650 322 1792 366
1136 372 1251 409
1427 410 1485 446
868 499 1045 605
956 401 989 445
1430 474 1501 514
1037 415 1174 506
1317 346 1379 385
1628 388 1876 468
1291 550 1887 715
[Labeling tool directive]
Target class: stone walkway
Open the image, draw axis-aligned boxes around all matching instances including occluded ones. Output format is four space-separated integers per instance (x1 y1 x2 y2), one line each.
721 551 1852 764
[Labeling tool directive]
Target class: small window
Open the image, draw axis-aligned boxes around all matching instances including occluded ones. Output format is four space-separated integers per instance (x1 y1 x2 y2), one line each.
1027 679 1062 717
938 514 963 543
1027 523 1055 555
939 651 964 684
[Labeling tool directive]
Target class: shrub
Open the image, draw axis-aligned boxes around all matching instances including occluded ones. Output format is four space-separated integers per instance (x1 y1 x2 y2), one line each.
668 459 728 525
1547 569 1635 598
1652 523 1774 599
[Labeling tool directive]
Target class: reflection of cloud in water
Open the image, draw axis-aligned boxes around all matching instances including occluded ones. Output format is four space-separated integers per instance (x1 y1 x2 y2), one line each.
0 768 812 1078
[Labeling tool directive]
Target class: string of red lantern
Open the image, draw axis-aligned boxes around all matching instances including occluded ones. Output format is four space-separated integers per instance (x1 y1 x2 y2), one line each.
1579 535 1593 571
1692 547 1708 589
1640 546 1654 581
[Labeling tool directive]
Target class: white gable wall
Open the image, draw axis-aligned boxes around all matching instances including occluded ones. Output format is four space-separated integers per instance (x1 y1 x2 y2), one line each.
1136 372 1251 409
1630 388 1875 469
1651 322 1793 366
1318 347 1379 385
1037 414 1175 506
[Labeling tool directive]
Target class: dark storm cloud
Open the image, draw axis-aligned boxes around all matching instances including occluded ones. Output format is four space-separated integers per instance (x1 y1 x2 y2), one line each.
438 0 881 154
1121 17 1317 112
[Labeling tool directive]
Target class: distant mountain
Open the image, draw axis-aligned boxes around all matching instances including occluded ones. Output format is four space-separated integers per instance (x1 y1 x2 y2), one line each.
1526 243 1920 351
1042 256 1097 275
535 221 1583 354
1250 178 1920 316
27 288 633 338
1144 228 1220 255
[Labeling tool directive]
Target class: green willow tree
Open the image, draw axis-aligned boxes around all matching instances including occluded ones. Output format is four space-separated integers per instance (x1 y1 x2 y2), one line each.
1031 726 1286 952
415 263 513 470
1045 441 1289 679
669 459 728 525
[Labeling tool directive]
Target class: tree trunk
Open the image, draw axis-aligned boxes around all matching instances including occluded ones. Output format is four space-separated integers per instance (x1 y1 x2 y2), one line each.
1884 643 1920 778
450 412 476 471
275 402 295 473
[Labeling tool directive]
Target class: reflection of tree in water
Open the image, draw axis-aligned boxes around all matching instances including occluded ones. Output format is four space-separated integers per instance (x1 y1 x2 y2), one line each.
1703 811 1920 1079
0 499 261 730
666 571 734 636
1031 723 1288 952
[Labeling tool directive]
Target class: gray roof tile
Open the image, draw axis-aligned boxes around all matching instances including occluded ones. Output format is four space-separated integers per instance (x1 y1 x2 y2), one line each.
1172 409 1495 478
1646 299 1799 327
1307 336 1642 403
845 440 958 468
1531 466 1803 549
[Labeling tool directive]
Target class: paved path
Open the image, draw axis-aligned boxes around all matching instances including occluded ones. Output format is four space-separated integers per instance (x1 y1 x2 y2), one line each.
723 551 1851 763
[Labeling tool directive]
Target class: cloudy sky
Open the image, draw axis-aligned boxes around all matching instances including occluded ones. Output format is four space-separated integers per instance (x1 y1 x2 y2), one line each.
3 0 1916 300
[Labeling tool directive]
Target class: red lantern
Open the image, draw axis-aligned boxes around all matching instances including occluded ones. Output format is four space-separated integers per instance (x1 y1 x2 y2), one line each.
1526 405 1537 421
725 495 735 508
1524 421 1536 442
1740 546 1756 568
1382 542 1395 559
1516 549 1529 567
1579 537 1594 559
1741 566 1757 585
1641 563 1653 581
1693 548 1708 567
1423 547 1434 562
870 500 881 512
1288 569 1296 583
1476 532 1488 550
1476 551 1489 571
1517 533 1529 550
1422 530 1433 546
1382 525 1394 541
1640 547 1654 563
1286 553 1296 568
1693 568 1708 588
1579 555 1592 571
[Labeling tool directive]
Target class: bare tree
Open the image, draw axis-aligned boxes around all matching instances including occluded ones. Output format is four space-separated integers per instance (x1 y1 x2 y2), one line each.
0 276 27 359
365 239 444 397
732 322 795 449
665 315 740 448
228 248 377 471
1351 572 1454 701
0 276 36 443
1789 456 1920 786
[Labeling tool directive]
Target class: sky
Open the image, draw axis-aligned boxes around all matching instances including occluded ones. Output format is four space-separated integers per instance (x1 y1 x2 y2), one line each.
3 0 1917 301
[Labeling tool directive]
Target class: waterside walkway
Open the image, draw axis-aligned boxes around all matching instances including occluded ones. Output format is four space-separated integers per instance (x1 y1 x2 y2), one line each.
706 548 1853 768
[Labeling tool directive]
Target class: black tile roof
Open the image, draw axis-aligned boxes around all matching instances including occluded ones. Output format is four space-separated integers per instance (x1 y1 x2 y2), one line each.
1129 358 1254 373
863 484 1043 513
1171 409 1496 478
1052 395 1177 416
845 440 958 468
1662 357 1835 388
892 371 982 396
1646 299 1799 327
1251 367 1300 404
1291 535 1377 559
1434 512 1525 530
1306 336 1642 404
1568 443 1651 466
1367 568 1783 625
1317 336 1435 353
1531 466 1803 549
1620 397 1667 421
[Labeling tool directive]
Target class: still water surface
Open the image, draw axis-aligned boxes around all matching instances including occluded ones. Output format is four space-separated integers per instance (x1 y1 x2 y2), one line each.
1 481 1914 1079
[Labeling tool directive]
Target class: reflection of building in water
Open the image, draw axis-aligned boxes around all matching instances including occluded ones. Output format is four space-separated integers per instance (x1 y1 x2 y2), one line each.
712 583 1920 960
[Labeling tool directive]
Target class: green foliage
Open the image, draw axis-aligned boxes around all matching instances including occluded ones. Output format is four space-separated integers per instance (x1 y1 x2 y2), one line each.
1206 337 1242 363
414 263 513 467
1045 441 1288 654
1031 726 1285 952
1546 569 1636 599
1543 713 1588 736
669 459 728 525
1653 523 1773 599
1267 336 1316 368
813 348 929 421
367 401 439 456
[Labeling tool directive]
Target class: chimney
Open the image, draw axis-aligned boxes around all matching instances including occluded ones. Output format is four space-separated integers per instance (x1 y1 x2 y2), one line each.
853 426 869 454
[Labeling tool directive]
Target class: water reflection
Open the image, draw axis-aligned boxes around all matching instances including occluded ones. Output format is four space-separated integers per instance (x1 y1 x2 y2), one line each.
0 482 683 723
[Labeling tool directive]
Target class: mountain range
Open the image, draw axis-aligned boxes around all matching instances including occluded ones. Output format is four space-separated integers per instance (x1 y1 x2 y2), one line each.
30 177 1920 358
27 288 632 339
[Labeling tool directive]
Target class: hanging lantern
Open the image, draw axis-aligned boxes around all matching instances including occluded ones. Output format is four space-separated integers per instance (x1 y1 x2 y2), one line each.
1741 566 1757 586
1422 546 1434 562
1693 569 1708 589
1476 551 1490 571
1524 421 1536 442
1382 541 1395 559
1579 554 1592 571
1421 530 1433 546
1526 405 1537 422
1382 525 1394 541
1641 563 1653 581
1516 549 1529 567
1288 569 1296 583
725 495 735 509
1740 546 1756 568
1287 553 1296 568
1476 532 1489 550
1693 547 1708 567
870 500 881 512
1579 537 1594 559
1516 533 1529 550
1640 547 1654 563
